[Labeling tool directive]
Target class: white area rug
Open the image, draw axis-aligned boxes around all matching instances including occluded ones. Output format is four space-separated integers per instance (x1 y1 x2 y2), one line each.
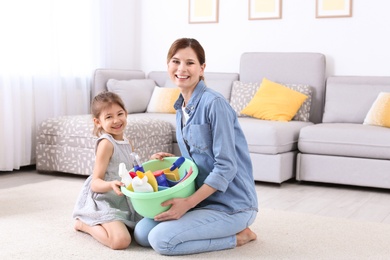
1 173 390 259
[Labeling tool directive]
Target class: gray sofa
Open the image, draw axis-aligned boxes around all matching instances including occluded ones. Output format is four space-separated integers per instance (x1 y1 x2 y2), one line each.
296 76 390 189
36 52 326 183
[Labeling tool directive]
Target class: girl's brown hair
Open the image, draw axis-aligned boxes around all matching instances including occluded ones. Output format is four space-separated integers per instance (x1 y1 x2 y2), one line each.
167 38 206 81
91 91 127 137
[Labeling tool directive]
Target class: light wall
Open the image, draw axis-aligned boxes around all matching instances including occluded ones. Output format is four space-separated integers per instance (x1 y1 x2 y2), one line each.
108 0 390 77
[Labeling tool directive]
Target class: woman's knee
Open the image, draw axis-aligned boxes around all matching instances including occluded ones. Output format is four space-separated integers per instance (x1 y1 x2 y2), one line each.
134 218 159 247
134 225 150 247
148 227 173 255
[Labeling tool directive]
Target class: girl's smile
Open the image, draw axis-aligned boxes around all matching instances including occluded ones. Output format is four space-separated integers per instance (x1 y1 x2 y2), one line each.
94 103 127 140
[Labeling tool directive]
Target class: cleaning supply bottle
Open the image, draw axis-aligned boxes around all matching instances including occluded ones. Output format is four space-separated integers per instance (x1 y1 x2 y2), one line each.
118 162 133 187
131 152 144 172
170 156 185 171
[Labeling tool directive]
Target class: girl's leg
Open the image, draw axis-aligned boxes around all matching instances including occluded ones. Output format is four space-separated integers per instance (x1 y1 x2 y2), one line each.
75 219 131 250
148 209 257 255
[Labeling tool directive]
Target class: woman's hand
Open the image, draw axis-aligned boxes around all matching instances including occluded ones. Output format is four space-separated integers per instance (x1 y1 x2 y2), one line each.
154 184 217 222
150 152 175 161
154 197 193 221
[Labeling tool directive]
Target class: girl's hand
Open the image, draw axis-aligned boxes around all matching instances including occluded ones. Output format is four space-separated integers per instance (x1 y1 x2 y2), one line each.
150 152 175 161
110 180 125 196
154 197 192 221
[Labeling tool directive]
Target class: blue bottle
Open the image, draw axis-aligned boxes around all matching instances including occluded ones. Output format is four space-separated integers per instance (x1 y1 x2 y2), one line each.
131 152 144 173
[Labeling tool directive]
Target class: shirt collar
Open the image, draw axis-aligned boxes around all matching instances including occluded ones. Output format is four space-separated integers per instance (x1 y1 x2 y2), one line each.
173 80 206 116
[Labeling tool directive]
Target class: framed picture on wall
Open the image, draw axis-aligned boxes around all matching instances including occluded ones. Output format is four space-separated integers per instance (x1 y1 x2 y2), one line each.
189 0 219 24
316 0 352 18
249 0 282 20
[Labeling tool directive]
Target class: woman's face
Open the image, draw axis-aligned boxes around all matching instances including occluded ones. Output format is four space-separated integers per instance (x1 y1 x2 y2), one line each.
168 47 205 91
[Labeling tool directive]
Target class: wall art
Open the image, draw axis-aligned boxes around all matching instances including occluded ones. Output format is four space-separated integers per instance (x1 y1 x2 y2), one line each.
189 0 219 23
249 0 282 20
316 0 352 18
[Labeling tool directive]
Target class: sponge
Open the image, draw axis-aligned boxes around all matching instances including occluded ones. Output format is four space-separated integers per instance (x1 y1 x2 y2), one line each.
144 170 158 192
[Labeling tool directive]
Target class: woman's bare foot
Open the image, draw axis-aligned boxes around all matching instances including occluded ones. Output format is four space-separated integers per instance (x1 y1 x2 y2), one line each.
236 227 257 247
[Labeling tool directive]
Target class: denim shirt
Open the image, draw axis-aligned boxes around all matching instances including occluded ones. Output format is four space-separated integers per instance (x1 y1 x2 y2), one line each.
173 80 258 214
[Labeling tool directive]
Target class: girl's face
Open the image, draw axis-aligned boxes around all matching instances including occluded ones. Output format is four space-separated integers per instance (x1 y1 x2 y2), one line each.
94 103 127 140
168 47 205 91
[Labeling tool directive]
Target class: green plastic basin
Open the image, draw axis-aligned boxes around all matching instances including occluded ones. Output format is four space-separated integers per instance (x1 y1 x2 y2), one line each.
121 157 198 218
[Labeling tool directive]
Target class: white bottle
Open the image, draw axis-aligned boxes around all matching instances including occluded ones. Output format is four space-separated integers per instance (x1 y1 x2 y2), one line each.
118 163 133 187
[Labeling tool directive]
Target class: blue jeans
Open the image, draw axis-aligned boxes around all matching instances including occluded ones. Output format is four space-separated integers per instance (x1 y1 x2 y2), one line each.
134 209 257 255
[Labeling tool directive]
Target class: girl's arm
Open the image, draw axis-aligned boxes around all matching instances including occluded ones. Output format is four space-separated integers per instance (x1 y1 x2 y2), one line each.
91 139 124 196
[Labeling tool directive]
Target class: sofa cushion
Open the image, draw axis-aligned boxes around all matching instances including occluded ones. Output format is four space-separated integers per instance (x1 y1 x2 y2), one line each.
127 113 177 142
229 81 260 117
322 81 390 123
363 92 390 128
241 78 308 121
107 79 155 113
284 83 312 122
238 117 313 154
230 81 312 122
205 79 233 100
298 123 390 160
36 115 173 175
146 87 180 113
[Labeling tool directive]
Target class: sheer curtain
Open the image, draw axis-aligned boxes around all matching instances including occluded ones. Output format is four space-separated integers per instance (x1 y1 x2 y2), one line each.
0 0 105 171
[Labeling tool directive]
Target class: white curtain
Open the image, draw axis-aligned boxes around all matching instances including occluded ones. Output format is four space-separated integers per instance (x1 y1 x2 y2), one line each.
0 0 105 171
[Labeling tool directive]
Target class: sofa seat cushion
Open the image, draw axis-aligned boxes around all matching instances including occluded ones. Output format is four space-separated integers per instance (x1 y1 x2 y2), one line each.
298 123 390 159
36 115 173 175
238 117 313 154
128 113 177 142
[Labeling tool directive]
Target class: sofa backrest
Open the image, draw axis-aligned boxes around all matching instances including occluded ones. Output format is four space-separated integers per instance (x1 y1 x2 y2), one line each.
322 76 390 123
91 69 145 100
148 71 239 100
239 52 326 123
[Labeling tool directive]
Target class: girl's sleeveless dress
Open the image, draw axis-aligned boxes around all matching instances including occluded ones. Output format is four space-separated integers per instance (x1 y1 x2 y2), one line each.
72 134 142 228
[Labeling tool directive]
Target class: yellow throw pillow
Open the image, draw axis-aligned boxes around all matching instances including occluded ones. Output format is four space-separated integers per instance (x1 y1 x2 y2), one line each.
146 87 181 113
241 78 308 121
363 92 390 128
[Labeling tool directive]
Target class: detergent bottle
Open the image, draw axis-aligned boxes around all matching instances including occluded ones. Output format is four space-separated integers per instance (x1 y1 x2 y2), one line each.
132 171 154 193
118 162 133 187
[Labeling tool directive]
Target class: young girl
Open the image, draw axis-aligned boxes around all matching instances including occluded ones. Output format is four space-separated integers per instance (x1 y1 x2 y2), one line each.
72 91 142 250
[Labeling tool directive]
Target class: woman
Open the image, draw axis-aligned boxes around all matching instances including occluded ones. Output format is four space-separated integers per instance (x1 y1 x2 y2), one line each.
134 38 258 255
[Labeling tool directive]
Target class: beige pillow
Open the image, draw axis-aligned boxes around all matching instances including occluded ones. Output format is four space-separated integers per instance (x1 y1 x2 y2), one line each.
146 87 181 113
363 92 390 128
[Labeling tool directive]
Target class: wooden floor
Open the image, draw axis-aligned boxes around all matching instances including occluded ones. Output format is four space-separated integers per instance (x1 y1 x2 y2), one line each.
3 166 390 225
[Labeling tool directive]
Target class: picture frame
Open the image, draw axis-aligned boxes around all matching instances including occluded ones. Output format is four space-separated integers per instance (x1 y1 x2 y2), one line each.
188 0 219 24
249 0 282 20
316 0 352 18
